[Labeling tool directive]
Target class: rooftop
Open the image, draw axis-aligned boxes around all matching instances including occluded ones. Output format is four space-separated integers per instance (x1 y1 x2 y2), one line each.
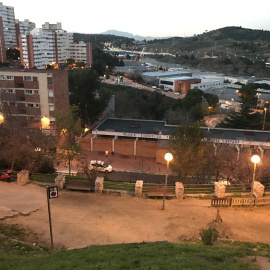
95 118 270 143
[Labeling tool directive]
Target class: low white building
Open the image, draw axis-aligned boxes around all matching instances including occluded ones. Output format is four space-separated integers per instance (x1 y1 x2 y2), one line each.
191 77 224 90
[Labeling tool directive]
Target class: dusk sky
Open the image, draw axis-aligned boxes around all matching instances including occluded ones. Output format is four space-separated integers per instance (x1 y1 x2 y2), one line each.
5 0 270 38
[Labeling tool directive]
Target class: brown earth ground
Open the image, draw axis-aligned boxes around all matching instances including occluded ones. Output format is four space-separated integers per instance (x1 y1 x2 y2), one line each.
1 182 270 250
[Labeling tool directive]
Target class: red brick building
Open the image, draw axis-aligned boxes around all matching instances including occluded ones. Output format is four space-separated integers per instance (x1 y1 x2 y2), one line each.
0 69 69 129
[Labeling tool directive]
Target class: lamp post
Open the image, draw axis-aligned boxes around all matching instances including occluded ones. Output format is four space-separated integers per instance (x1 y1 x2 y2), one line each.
262 107 267 130
249 155 260 210
162 153 173 210
256 93 261 109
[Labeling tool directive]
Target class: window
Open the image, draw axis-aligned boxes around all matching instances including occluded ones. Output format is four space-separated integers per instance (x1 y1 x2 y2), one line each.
7 76 13 80
49 105 54 111
0 75 5 80
25 90 33 94
48 91 53 97
34 90 39 95
35 104 40 108
47 77 53 85
33 77 38 81
9 102 16 106
3 89 15 93
27 103 34 107
24 76 31 81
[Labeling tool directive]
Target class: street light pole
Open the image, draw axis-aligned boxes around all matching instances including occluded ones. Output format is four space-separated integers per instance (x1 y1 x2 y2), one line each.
263 108 267 130
162 153 173 210
249 155 260 210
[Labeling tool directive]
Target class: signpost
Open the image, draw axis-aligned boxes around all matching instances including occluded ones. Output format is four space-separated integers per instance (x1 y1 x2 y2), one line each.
46 186 58 249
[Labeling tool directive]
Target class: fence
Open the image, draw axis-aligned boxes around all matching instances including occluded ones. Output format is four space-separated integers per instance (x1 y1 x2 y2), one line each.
211 197 270 207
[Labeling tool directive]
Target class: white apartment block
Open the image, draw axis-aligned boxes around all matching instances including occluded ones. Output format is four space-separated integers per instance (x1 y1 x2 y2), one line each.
16 19 35 35
0 2 16 48
19 26 91 69
69 41 88 63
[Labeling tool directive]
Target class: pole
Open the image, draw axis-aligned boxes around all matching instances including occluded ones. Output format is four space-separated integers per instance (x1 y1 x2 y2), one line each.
263 109 266 130
46 187 54 249
249 163 257 210
162 160 169 210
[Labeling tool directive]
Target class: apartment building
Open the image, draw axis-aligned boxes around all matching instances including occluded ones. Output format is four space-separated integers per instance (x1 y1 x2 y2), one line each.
0 2 16 48
0 69 69 129
19 26 92 69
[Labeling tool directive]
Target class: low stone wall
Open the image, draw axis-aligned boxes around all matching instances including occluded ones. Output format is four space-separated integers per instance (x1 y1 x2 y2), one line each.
214 182 225 198
253 181 265 198
17 170 29 186
55 174 65 190
175 182 184 200
95 177 104 194
135 180 144 197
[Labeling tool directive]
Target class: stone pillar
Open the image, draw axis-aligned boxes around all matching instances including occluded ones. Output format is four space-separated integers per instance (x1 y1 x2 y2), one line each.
215 182 225 198
17 170 29 186
55 173 66 190
253 181 265 198
95 176 104 194
135 180 143 197
175 182 184 200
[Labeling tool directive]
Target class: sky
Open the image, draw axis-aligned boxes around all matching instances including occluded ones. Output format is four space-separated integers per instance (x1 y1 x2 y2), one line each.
5 0 270 38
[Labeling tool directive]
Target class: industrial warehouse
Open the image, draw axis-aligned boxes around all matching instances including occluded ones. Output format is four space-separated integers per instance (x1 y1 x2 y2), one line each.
77 118 270 164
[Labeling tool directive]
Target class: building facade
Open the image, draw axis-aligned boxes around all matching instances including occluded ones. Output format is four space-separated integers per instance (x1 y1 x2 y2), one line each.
77 118 270 164
19 27 92 69
0 69 69 129
0 2 16 48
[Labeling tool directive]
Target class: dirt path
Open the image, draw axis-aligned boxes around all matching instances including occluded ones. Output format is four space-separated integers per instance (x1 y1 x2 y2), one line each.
1 182 270 249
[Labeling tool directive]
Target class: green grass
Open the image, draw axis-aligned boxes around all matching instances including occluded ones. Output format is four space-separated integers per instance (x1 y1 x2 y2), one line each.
1 237 269 270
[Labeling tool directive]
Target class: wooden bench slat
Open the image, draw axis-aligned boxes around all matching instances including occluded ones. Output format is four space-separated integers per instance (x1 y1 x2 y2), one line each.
66 181 91 191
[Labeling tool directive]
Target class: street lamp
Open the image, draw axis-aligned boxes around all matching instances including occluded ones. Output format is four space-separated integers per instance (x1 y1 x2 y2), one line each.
162 153 173 210
249 155 260 210
256 93 261 109
262 107 267 130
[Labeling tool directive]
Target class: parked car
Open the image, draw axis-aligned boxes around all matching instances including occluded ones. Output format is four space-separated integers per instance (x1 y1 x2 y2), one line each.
89 160 113 173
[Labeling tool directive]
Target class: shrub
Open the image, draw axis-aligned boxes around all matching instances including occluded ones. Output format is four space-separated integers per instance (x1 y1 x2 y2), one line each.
38 159 55 174
199 228 218 245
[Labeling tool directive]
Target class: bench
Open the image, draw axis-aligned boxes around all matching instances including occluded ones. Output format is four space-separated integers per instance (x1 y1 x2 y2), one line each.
146 187 175 199
66 181 92 192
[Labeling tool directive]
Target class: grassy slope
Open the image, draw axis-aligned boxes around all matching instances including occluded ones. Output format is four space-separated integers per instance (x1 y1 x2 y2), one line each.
1 237 269 269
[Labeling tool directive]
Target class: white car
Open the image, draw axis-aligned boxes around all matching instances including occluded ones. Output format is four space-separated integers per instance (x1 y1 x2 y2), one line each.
89 160 113 173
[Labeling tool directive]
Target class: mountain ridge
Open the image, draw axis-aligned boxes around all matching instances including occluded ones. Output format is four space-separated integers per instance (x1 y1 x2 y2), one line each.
100 29 171 40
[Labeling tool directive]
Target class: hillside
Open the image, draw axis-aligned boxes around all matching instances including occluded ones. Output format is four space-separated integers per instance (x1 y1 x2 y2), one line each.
144 27 270 77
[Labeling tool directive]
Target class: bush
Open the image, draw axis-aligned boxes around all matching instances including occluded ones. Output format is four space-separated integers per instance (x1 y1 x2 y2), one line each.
38 159 55 174
199 228 218 245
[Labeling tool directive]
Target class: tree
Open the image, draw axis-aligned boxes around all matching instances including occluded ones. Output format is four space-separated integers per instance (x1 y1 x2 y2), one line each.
0 122 56 172
218 103 261 129
53 105 82 175
68 68 110 127
169 123 214 183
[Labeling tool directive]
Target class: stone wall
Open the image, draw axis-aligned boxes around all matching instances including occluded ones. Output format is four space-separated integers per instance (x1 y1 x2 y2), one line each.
175 182 184 199
95 176 104 193
253 181 265 198
55 174 65 190
214 182 225 198
135 180 144 197
17 170 29 186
